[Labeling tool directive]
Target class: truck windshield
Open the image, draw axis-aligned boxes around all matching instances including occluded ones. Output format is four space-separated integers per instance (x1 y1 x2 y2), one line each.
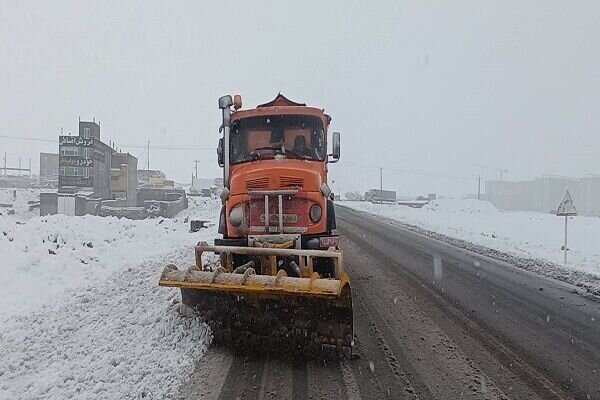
230 115 326 164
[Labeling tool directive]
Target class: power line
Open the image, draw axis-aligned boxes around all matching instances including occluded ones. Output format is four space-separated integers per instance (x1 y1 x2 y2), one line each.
0 134 55 143
117 144 214 150
0 135 214 150
343 162 474 181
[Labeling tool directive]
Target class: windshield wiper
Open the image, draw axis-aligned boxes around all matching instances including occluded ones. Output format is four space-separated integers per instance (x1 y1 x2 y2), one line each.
253 146 281 151
248 146 312 161
283 148 310 160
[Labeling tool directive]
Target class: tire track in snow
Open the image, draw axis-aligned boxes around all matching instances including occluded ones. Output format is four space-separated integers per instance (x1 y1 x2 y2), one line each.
177 348 234 400
217 354 266 400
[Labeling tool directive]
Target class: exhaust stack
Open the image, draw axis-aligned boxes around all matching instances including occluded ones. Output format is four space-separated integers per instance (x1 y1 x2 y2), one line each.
218 95 233 188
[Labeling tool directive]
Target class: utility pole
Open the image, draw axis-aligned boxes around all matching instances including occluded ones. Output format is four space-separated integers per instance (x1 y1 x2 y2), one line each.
379 167 383 205
2 152 5 176
147 141 150 170
29 158 32 178
477 175 481 200
193 160 201 179
18 157 21 176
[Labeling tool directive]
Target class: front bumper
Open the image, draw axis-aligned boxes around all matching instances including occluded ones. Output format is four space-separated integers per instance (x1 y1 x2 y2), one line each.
215 233 340 250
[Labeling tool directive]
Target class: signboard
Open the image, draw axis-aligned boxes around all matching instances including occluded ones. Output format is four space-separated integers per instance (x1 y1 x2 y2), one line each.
59 156 93 167
59 136 109 163
556 189 577 216
59 175 93 187
59 136 95 147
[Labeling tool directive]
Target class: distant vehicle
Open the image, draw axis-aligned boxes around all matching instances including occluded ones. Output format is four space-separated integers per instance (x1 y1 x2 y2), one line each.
343 191 364 201
365 189 396 204
398 199 429 208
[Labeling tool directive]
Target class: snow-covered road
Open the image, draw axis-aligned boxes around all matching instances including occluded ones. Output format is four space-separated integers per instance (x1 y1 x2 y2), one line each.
3 191 599 398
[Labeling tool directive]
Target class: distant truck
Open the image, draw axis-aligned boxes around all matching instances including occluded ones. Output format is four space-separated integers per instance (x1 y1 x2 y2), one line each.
365 189 396 204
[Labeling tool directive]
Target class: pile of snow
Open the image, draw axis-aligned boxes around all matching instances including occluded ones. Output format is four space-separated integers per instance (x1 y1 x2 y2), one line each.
0 196 221 399
423 198 499 214
0 250 211 399
0 188 43 221
343 199 600 278
177 195 222 222
0 196 220 319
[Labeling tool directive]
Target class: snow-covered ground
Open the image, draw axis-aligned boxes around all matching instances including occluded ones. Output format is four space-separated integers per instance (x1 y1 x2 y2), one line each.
0 194 220 399
342 199 600 279
0 188 42 222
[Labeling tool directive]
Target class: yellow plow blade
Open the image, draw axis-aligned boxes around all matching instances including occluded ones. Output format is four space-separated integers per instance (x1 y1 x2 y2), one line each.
159 265 349 298
159 244 353 358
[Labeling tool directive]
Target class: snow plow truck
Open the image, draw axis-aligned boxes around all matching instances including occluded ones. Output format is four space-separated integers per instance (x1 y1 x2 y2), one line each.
159 94 353 357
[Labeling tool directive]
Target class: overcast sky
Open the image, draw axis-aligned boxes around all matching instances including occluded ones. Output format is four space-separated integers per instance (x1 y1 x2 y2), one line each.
1 1 599 196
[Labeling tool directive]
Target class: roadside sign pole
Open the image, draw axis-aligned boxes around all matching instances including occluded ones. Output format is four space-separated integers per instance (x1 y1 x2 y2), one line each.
556 188 576 267
379 167 383 206
564 215 568 265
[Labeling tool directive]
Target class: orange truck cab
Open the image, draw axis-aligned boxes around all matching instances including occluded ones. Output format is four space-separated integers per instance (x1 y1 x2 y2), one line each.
216 94 341 277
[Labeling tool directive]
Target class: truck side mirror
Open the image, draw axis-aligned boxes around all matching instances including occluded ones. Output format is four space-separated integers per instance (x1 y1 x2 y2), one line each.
217 138 224 167
330 132 341 162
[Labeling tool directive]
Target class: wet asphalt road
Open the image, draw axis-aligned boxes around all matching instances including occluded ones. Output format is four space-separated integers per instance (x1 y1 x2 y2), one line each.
181 205 600 400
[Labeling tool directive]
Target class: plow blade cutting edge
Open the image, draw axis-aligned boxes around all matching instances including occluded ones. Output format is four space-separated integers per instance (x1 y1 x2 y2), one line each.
159 244 353 358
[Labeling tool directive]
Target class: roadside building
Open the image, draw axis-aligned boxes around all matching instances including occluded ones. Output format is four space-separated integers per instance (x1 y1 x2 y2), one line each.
42 120 138 216
137 169 166 186
110 152 138 206
578 176 600 216
39 153 59 181
58 120 113 198
485 175 600 216
140 177 175 189
190 177 215 196
41 119 188 219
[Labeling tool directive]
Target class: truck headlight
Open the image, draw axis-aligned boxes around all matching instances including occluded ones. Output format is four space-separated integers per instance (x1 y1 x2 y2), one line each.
229 205 244 227
309 204 322 223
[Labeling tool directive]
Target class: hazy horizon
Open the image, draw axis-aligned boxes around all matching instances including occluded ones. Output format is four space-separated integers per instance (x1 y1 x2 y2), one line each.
2 1 599 197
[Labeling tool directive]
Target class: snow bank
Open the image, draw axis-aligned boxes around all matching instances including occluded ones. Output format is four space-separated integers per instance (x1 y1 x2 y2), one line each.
0 196 221 399
0 196 220 319
0 250 211 400
0 188 42 221
343 199 600 277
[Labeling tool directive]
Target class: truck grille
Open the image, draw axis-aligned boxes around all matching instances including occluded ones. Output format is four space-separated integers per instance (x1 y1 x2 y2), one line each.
248 193 308 234
246 177 270 190
279 176 304 188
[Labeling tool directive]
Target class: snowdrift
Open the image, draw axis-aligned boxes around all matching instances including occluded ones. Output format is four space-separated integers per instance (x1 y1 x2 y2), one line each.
343 199 600 277
0 196 220 399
